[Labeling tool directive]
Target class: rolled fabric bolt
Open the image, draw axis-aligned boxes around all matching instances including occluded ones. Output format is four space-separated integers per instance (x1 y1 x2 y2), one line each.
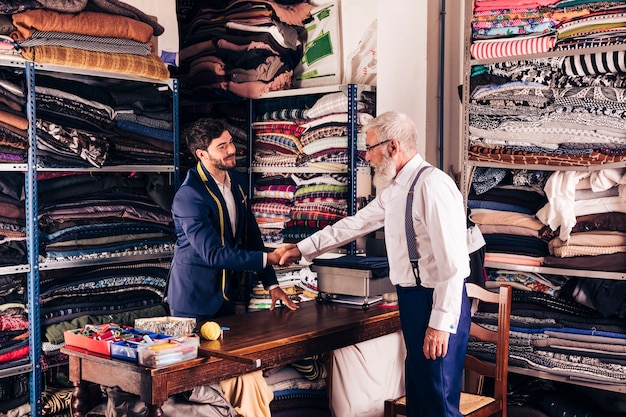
200 321 222 340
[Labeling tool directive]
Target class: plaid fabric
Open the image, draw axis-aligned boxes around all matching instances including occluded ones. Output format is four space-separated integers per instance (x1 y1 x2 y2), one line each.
255 134 302 155
254 184 296 199
252 121 306 137
300 124 348 147
293 194 347 204
286 219 335 228
290 209 343 221
251 201 292 216
302 136 347 155
304 151 350 165
293 183 347 198
254 214 290 224
293 202 347 216
252 153 298 167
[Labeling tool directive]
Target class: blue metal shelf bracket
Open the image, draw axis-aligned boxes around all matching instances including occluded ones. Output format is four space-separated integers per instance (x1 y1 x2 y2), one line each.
25 61 42 417
347 84 358 255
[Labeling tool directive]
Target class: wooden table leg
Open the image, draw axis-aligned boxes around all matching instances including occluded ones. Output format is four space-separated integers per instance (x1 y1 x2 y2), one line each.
147 403 164 417
70 381 93 417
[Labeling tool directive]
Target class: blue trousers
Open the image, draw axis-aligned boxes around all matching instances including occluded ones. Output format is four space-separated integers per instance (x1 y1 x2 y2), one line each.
397 284 471 417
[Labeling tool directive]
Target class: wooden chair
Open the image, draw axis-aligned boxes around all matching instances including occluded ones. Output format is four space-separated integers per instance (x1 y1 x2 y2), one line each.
383 283 512 417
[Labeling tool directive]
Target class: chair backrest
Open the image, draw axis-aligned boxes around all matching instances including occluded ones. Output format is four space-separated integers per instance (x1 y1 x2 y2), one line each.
464 283 512 412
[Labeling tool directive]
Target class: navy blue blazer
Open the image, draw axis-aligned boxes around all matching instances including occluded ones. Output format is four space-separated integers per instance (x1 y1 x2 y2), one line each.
166 163 277 317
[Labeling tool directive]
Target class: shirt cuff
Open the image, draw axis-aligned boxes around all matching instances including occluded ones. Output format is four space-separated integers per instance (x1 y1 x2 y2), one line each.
428 310 460 334
265 284 279 291
262 252 267 268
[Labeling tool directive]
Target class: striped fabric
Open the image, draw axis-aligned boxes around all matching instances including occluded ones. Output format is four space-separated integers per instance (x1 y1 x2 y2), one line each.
471 35 556 59
562 50 626 76
17 30 152 55
20 45 170 81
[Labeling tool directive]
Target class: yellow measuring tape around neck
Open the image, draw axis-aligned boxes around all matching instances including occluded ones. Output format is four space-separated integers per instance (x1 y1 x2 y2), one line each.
197 161 229 301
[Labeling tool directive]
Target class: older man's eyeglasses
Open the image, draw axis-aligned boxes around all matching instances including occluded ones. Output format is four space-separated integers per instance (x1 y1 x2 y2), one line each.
365 139 391 152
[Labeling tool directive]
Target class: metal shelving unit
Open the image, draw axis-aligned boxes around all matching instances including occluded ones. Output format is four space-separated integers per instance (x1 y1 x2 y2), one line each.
0 57 179 416
248 83 375 255
462 0 626 394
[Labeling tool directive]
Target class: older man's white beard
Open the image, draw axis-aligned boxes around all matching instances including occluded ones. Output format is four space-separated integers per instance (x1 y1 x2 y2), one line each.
372 156 396 190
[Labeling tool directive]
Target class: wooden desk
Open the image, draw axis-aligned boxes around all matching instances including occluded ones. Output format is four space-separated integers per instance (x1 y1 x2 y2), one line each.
62 301 400 417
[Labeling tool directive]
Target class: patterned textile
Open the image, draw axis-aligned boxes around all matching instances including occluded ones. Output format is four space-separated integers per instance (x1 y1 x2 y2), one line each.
286 219 334 229
255 184 297 199
471 35 556 59
252 121 306 137
17 30 152 55
472 10 557 39
0 316 28 332
290 209 343 222
252 152 298 167
255 133 302 155
40 274 165 304
36 119 109 167
302 136 348 156
303 92 366 119
469 145 626 165
252 201 292 216
11 9 154 43
557 11 626 40
292 172 348 186
299 125 348 147
20 46 169 81
293 184 347 199
562 50 626 76
42 387 72 416
486 270 558 295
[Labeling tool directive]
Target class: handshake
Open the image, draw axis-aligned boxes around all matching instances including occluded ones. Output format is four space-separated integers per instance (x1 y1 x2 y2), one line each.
266 243 302 266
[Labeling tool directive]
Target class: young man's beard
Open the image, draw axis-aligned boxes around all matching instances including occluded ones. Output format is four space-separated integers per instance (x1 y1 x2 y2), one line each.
372 155 396 190
207 153 236 170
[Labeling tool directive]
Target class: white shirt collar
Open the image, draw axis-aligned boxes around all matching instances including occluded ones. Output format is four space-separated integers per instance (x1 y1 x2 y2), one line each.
394 153 426 188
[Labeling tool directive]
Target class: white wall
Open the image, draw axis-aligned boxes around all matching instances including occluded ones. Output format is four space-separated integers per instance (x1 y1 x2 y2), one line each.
337 0 465 173
377 1 429 157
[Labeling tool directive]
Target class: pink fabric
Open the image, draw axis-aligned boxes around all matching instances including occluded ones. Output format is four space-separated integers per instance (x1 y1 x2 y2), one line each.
0 315 29 332
471 35 556 59
474 0 561 12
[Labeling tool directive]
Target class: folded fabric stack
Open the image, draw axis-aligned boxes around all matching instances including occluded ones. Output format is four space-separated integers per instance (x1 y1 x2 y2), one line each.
0 70 28 164
472 1 626 60
264 361 330 417
37 172 174 263
0 173 26 268
471 282 626 387
251 90 374 243
178 0 314 99
7 69 174 168
470 167 626 273
248 264 317 311
4 0 169 80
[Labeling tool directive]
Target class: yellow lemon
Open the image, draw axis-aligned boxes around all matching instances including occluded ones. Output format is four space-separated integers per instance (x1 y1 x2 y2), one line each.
200 321 222 340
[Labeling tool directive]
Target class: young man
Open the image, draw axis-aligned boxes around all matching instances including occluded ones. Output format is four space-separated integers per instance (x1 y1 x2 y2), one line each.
280 111 472 417
167 118 298 322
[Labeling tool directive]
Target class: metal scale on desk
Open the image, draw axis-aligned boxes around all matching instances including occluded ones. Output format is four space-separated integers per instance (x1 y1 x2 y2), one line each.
311 230 395 310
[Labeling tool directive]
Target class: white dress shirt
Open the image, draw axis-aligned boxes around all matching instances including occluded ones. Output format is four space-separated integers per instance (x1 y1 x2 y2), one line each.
297 154 470 333
213 171 269 268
